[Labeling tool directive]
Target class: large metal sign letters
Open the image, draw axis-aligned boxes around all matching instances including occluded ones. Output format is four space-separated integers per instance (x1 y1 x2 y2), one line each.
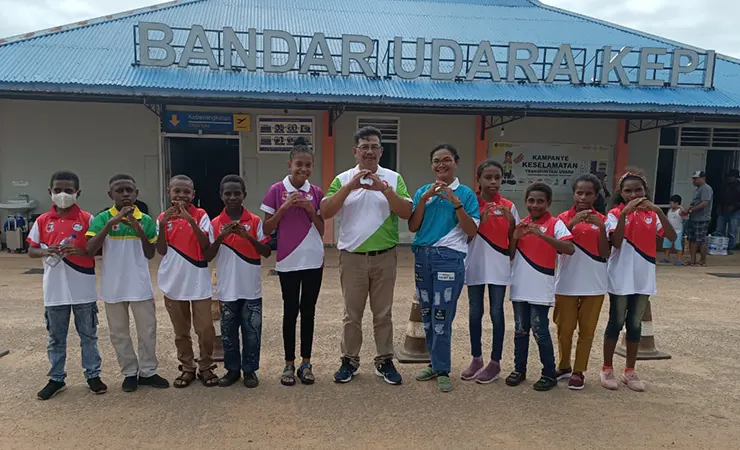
135 22 716 88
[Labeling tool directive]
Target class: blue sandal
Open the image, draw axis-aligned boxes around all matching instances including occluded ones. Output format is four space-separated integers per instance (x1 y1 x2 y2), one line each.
280 365 296 386
297 363 315 385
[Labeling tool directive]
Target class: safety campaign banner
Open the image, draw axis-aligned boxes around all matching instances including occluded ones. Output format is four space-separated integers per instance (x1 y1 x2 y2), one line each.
489 142 611 193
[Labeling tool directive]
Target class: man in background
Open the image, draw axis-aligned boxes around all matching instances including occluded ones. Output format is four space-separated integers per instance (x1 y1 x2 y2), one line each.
685 171 713 266
715 169 740 253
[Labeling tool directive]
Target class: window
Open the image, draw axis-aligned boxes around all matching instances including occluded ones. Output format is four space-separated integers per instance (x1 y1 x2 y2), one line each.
680 127 711 147
654 148 676 205
357 117 400 171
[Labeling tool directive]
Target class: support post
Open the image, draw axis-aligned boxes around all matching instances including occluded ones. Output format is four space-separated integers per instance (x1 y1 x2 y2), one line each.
614 119 630 190
474 115 488 189
322 111 335 245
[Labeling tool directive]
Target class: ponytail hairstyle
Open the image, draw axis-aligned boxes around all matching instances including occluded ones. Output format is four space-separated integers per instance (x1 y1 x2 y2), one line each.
289 137 314 161
612 166 650 205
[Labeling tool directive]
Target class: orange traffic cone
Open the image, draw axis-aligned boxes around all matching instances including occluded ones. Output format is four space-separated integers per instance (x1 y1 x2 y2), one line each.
615 300 671 360
395 293 430 364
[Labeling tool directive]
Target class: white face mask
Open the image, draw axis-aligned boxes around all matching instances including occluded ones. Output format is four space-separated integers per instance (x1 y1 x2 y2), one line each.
51 192 77 209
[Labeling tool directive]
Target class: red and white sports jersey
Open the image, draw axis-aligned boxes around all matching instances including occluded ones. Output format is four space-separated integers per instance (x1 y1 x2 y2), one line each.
211 208 270 301
510 212 572 306
555 207 608 296
26 205 97 306
606 204 664 296
156 205 214 300
465 193 519 286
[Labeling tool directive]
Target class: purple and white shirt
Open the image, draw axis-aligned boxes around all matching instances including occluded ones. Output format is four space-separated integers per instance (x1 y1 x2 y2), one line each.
261 176 325 272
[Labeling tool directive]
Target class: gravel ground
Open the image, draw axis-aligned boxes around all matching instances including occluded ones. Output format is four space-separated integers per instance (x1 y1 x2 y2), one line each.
0 248 739 449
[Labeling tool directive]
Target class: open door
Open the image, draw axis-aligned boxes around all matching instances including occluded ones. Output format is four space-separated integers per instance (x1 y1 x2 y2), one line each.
674 148 706 208
160 136 172 212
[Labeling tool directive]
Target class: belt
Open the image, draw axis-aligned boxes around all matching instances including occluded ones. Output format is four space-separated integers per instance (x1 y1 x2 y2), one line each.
349 246 396 257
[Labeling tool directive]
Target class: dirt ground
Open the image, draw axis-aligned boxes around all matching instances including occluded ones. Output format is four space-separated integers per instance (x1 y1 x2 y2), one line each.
1 248 739 449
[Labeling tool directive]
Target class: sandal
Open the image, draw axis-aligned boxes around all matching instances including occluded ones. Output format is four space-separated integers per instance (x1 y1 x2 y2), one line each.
298 363 315 385
173 365 196 389
197 364 219 387
280 365 296 386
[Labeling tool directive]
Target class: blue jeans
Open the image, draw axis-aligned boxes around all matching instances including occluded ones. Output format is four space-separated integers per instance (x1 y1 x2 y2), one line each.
716 210 740 248
220 299 262 373
413 246 466 374
604 294 649 343
512 302 556 378
467 284 506 361
44 302 102 382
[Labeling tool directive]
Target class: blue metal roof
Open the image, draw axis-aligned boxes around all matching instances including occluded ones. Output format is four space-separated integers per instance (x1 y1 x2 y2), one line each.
1 0 740 115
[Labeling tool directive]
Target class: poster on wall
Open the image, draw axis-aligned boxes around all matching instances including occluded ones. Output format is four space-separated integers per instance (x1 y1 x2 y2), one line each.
489 142 611 193
257 116 314 153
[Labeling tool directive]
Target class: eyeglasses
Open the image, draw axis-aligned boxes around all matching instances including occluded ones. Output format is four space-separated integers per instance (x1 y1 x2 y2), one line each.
432 157 455 165
356 144 382 152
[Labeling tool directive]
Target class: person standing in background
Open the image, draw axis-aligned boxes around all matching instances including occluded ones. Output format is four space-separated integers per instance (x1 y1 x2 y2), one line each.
592 172 611 215
685 171 713 266
716 169 740 253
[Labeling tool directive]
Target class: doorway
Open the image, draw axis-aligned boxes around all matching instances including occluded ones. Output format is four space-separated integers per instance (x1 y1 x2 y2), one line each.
166 136 241 219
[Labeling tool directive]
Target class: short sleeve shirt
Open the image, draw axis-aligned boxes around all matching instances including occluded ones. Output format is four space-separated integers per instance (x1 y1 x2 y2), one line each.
690 183 714 221
606 204 664 296
87 206 157 303
465 193 519 286
26 205 97 306
555 207 608 296
510 213 572 306
156 204 214 300
211 208 270 301
325 166 412 253
260 176 325 272
411 178 480 254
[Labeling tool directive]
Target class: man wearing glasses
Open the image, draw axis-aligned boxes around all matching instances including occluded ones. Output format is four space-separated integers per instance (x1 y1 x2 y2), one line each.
321 126 413 385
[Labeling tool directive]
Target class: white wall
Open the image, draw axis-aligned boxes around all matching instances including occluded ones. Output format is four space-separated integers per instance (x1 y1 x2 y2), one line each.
0 99 159 225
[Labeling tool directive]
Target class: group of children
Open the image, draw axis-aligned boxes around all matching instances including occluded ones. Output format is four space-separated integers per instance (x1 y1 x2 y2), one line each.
30 138 325 400
28 134 672 399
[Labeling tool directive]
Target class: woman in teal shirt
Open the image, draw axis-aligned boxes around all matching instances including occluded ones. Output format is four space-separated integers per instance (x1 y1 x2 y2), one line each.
408 144 480 392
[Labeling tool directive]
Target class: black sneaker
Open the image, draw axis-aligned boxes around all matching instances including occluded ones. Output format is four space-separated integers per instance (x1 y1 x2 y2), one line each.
122 376 138 392
218 371 241 387
87 377 108 395
505 371 527 387
243 372 259 389
533 376 558 391
375 360 403 385
334 358 358 383
37 380 66 400
138 374 170 389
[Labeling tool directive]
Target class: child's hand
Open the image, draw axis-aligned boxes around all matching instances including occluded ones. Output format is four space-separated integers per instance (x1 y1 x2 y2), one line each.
111 206 134 225
585 214 605 229
161 206 179 222
639 200 662 213
295 197 316 214
60 244 87 257
573 209 592 223
622 198 646 215
513 222 531 240
280 192 301 211
526 222 545 237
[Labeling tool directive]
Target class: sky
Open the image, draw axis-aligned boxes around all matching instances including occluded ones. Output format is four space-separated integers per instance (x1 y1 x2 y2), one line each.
0 0 738 58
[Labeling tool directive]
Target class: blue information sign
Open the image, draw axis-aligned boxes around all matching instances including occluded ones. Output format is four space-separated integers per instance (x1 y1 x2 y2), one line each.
163 111 236 133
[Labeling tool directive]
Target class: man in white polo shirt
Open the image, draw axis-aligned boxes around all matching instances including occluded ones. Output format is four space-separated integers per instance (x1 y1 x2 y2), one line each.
321 126 413 385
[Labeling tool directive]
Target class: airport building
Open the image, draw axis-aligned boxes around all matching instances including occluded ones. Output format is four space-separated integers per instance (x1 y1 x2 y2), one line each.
1 0 739 244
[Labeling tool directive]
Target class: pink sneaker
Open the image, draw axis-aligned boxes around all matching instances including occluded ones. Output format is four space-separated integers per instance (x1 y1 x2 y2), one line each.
600 367 619 390
620 371 646 392
474 361 501 384
461 357 484 380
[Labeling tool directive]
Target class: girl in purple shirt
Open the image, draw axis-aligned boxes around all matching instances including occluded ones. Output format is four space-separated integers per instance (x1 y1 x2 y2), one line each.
261 138 325 386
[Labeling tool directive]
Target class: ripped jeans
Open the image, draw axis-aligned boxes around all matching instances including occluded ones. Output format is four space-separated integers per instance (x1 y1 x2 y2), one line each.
512 301 556 378
220 299 262 374
413 246 466 374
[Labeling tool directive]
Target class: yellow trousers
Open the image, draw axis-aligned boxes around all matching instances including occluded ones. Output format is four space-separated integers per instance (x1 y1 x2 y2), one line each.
553 294 604 373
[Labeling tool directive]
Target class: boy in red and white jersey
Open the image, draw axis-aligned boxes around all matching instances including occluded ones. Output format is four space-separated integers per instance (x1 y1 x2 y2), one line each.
601 169 676 392
463 160 518 384
27 170 107 400
554 174 610 390
507 183 574 392
206 175 271 389
156 175 218 388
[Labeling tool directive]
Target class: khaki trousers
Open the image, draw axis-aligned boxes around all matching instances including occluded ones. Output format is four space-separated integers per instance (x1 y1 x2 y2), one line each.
339 248 398 367
104 299 158 378
554 294 605 373
164 297 215 372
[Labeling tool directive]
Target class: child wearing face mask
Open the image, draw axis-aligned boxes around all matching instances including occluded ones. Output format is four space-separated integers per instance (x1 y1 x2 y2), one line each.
27 171 108 400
